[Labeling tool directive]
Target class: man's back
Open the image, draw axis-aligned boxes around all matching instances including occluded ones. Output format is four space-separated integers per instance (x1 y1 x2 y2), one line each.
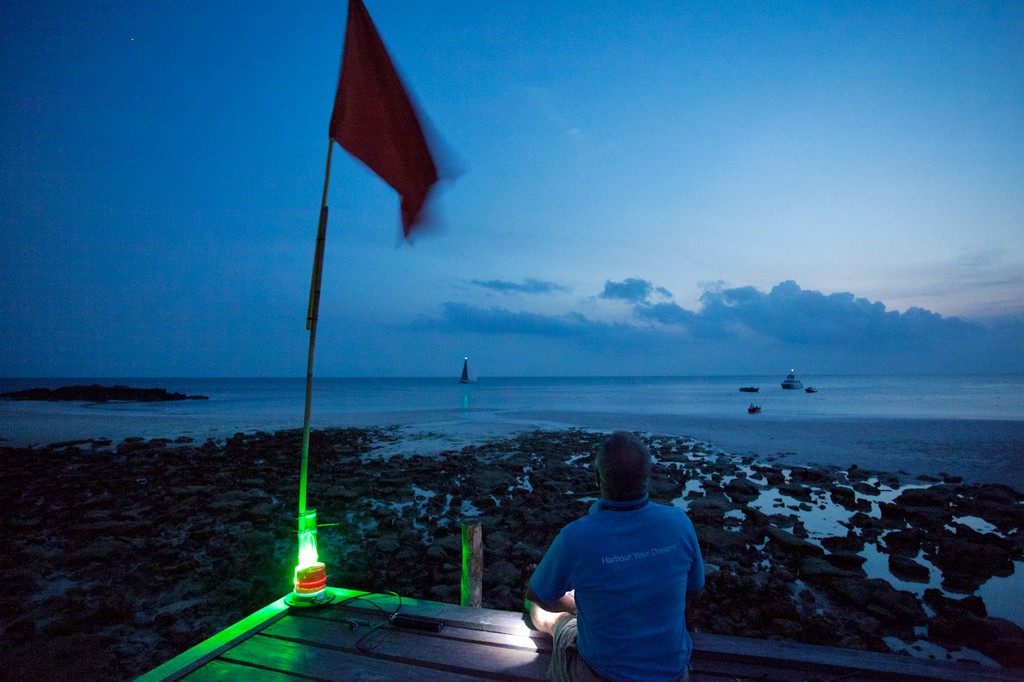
530 495 704 681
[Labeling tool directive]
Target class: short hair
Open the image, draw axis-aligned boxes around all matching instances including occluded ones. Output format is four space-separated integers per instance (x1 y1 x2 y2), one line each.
596 431 651 501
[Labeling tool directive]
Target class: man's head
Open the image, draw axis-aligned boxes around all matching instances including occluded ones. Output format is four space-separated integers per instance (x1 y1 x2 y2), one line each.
596 431 651 501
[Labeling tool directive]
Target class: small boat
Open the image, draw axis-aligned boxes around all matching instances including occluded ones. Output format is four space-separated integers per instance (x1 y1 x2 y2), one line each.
739 386 759 393
747 404 761 414
458 357 471 384
805 387 817 393
781 370 803 390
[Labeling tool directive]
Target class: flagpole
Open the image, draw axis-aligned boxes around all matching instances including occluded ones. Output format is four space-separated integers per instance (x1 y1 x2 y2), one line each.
299 140 334 518
288 139 336 606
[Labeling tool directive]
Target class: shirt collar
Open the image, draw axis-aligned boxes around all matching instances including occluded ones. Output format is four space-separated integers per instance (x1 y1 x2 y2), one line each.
594 492 649 512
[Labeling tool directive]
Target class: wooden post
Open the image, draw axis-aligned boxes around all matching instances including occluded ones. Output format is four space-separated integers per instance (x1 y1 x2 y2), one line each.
460 516 482 608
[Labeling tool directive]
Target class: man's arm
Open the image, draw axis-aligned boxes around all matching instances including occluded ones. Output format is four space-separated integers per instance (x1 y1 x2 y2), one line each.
524 584 576 636
525 584 576 615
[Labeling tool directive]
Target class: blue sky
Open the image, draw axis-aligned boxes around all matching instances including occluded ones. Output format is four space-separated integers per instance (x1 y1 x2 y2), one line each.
2 1 1022 377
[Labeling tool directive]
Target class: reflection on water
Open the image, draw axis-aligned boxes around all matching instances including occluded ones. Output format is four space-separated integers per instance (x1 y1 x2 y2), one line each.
675 462 1024 631
976 560 1024 625
460 383 472 420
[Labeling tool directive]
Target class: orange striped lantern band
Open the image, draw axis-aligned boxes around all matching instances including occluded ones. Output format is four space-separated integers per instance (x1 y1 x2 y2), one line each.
294 562 327 595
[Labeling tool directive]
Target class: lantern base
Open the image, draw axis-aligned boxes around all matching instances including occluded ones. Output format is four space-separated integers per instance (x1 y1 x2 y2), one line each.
285 590 335 608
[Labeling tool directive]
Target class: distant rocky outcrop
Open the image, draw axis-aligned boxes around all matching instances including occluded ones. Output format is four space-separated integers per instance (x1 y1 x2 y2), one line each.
0 384 208 403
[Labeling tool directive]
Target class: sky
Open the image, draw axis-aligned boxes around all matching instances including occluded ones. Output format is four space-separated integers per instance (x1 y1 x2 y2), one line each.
2 1 1022 378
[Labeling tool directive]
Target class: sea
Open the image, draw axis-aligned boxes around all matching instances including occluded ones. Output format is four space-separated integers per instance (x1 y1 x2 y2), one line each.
1 373 1022 488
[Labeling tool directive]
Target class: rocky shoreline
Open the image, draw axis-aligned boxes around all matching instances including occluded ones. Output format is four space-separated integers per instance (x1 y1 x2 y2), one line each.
1 427 1022 679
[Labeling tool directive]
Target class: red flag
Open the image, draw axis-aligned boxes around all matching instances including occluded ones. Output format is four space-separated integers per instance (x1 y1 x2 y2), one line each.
329 0 439 237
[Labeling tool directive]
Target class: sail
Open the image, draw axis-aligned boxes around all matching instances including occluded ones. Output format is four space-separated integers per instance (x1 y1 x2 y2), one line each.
459 358 470 384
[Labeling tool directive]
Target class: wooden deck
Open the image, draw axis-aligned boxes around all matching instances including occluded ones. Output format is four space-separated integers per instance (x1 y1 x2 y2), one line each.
137 587 1019 682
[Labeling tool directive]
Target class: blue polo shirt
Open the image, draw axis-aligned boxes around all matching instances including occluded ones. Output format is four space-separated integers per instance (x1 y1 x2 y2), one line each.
529 494 704 682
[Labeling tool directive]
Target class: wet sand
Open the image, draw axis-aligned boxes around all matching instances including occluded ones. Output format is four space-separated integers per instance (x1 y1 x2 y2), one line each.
519 410 1024 489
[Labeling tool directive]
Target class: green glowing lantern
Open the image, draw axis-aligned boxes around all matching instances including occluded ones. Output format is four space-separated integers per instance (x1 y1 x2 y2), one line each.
289 508 329 605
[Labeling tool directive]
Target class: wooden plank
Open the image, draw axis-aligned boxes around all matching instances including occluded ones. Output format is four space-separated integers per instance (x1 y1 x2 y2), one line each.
310 589 542 638
219 633 516 681
692 657 875 682
180 658 302 681
261 614 550 680
273 610 544 656
692 656 993 682
691 632 1018 682
419 623 552 654
293 605 552 653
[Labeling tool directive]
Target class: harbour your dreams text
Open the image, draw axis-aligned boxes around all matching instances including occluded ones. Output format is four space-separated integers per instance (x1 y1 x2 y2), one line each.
600 544 678 565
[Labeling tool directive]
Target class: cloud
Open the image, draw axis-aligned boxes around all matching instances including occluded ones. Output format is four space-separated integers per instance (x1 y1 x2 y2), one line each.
421 279 1024 374
692 280 982 349
438 302 592 337
599 278 654 303
633 301 748 342
469 278 570 295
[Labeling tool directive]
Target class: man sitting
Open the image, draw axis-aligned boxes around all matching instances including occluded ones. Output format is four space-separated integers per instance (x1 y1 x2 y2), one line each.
526 431 704 681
